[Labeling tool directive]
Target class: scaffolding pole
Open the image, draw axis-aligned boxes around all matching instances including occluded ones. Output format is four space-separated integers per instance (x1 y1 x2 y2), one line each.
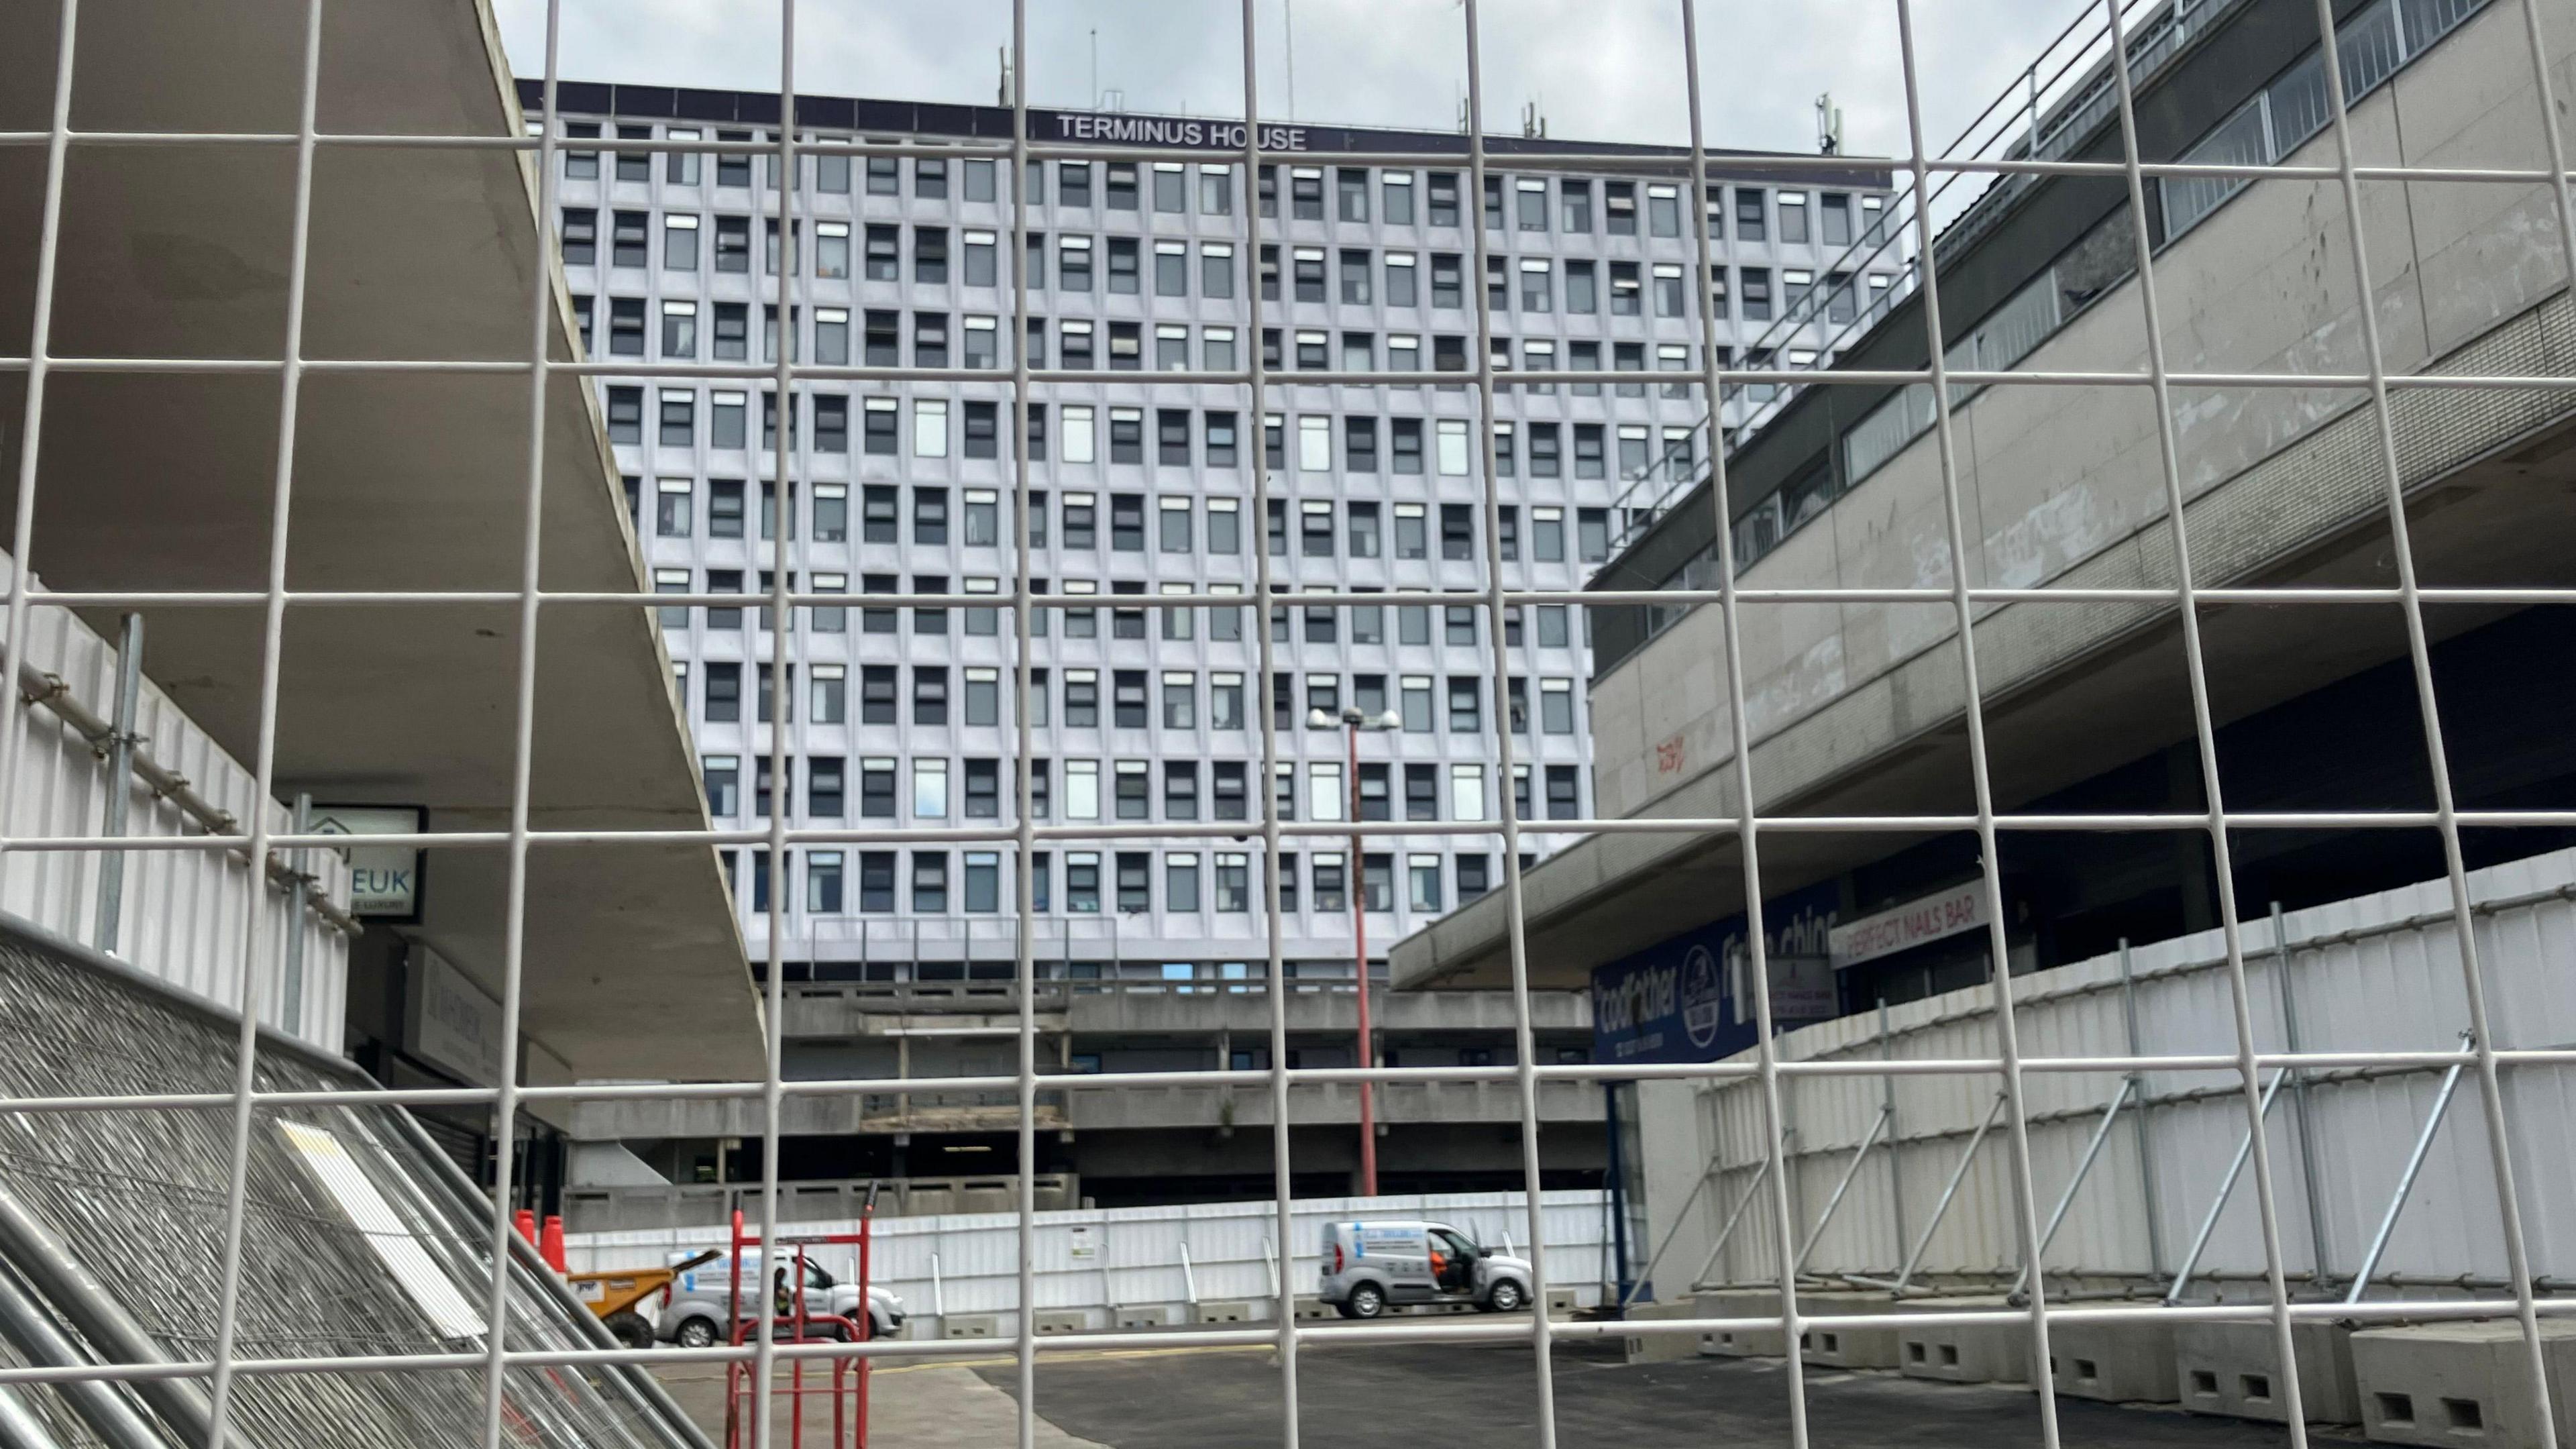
1792 1106 1893 1276
2118 941 2167 1280
1855 1090 2006 1296
2008 1077 2137 1301
89 612 142 955
2345 1033 2474 1305
2273 901 2334 1286
2163 1067 2289 1305
1686 1155 1776 1291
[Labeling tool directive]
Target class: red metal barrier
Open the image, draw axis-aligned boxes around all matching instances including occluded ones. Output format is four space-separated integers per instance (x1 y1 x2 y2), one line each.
721 1208 877 1449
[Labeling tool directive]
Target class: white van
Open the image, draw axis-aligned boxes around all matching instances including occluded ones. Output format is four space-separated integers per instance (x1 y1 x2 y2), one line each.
1317 1220 1533 1319
653 1248 904 1347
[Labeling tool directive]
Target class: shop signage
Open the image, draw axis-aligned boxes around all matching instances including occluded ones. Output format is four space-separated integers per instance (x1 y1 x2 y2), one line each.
310 803 425 918
406 945 505 1087
1828 881 1989 969
1589 881 1840 1065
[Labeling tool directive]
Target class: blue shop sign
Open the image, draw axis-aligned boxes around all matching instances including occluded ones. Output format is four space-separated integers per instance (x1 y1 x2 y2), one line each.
1590 881 1842 1065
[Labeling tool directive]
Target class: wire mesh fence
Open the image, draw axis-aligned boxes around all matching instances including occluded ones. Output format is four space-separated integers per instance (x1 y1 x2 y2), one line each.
3 0 2576 1447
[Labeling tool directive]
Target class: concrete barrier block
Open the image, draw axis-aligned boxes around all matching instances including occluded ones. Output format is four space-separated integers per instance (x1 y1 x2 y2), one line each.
2047 1314 2180 1403
2176 1319 2359 1424
1293 1296 1338 1322
941 1313 1003 1340
1545 1287 1580 1318
2352 1319 2576 1448
1697 1289 1790 1358
1190 1300 1256 1325
1794 1291 1906 1370
1114 1305 1174 1329
1032 1310 1087 1336
1895 1297 2032 1385
1623 1299 1703 1364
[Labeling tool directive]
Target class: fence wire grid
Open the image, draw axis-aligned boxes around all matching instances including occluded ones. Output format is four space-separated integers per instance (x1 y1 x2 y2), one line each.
5 0 2576 1448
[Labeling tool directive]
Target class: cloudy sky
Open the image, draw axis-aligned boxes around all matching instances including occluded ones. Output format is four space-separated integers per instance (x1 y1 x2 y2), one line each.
492 0 2088 164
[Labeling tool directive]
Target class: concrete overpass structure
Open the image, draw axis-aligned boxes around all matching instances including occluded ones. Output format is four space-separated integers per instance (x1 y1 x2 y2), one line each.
569 978 1599 1207
0 0 764 1110
1392 0 2576 1000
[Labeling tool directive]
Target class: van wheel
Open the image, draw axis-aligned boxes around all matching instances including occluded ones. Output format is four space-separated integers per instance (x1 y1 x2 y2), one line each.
1344 1283 1386 1320
605 1311 655 1350
674 1317 719 1350
1483 1281 1525 1314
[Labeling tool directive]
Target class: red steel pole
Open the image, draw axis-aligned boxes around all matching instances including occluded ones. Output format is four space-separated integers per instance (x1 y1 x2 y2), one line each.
855 1209 873 1449
1349 721 1376 1198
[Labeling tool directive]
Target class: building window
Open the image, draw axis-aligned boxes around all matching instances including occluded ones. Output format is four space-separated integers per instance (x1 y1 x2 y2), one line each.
913 759 950 818
965 852 1002 912
912 852 949 912
702 755 739 816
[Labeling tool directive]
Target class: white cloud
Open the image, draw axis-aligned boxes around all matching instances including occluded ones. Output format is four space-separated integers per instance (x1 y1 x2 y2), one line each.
495 0 2089 163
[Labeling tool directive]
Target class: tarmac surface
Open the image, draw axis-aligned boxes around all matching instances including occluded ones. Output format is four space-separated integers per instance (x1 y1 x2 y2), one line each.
661 1323 2367 1448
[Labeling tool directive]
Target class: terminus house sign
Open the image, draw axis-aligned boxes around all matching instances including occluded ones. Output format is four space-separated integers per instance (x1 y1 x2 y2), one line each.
310 804 427 919
1053 113 1313 151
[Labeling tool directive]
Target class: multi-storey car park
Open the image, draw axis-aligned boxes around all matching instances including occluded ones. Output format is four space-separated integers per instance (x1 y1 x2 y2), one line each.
527 81 1896 1209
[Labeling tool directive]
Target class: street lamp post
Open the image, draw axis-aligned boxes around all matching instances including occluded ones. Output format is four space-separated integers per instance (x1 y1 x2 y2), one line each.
1309 704 1401 1197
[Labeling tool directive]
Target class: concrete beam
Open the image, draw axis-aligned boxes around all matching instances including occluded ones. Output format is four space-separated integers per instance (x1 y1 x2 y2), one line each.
1393 0 2576 995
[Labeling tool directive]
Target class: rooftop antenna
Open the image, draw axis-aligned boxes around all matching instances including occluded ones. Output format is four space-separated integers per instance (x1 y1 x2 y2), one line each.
1815 93 1843 155
1283 0 1298 121
996 46 1010 107
1090 29 1099 109
1521 99 1547 139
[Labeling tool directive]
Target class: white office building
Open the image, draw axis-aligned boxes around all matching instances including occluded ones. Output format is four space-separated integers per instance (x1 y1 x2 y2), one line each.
538 82 1894 1007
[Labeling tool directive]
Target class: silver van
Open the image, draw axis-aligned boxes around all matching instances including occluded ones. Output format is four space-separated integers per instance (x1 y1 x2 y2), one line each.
1317 1220 1533 1319
653 1248 904 1347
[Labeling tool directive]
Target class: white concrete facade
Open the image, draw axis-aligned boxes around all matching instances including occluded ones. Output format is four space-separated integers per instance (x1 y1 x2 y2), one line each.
537 89 1893 983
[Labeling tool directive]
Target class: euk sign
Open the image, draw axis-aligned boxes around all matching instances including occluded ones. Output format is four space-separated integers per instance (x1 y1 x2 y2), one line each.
310 804 426 919
1827 881 1988 970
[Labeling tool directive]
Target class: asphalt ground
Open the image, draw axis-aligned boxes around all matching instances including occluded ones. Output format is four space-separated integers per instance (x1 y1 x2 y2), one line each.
661 1324 2368 1449
967 1335 2352 1449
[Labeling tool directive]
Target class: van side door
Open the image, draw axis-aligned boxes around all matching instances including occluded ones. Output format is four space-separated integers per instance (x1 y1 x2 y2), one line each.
1430 1228 1481 1299
1373 1225 1435 1302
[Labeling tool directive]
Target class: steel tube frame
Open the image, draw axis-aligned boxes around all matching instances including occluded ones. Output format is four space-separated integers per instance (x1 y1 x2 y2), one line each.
2344 1034 2475 1305
3 2 2569 1446
0 1263 163 1449
1878 1003 1907 1275
1345 720 1377 1197
2162 1069 2289 1305
89 611 141 953
0 1183 211 1448
2118 941 2166 1280
1687 1156 1776 1292
2272 902 2333 1286
1792 1107 1894 1277
1625 1134 1731 1306
0 1384 66 1449
2008 1078 2137 1301
1885 1092 2008 1296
